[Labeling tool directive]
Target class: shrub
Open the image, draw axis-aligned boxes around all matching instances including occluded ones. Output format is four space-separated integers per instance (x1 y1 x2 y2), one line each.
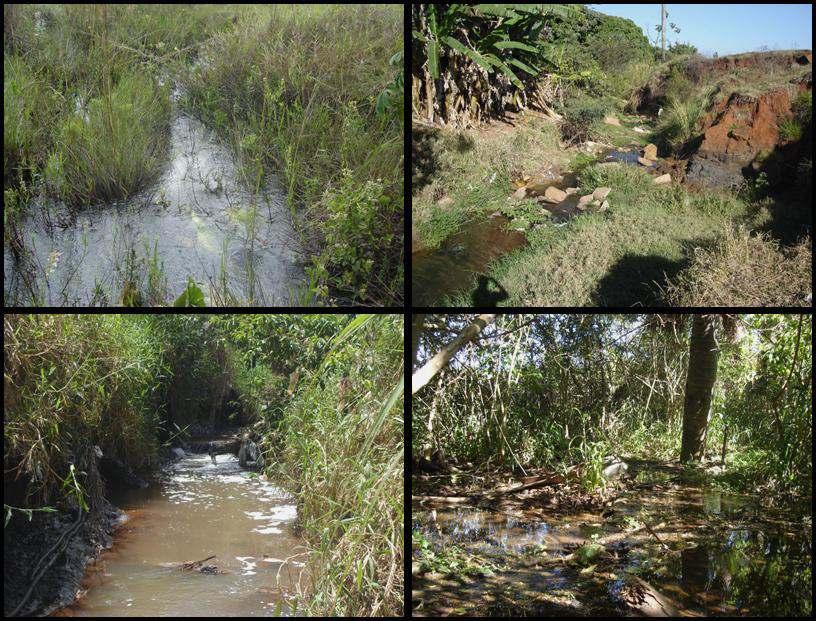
665 229 812 306
559 95 612 144
792 90 812 127
667 42 698 57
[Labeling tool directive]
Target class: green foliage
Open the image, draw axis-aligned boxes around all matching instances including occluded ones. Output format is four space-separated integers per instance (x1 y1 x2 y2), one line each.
306 171 400 303
271 314 403 616
184 5 403 304
792 90 811 127
559 95 613 143
173 278 206 307
666 42 698 57
413 531 497 576
778 117 803 142
46 72 171 205
653 88 714 151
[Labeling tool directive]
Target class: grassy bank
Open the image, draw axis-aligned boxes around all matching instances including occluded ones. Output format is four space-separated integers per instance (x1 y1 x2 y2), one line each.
182 5 404 305
4 4 403 306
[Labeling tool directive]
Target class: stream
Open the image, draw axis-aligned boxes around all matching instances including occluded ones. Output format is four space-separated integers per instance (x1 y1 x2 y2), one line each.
4 92 305 307
59 452 304 617
412 474 812 617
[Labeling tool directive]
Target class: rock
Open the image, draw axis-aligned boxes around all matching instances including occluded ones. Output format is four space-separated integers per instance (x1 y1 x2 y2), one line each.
592 187 611 201
603 114 621 126
512 186 527 199
591 199 601 207
638 156 654 167
564 187 578 195
577 194 594 206
542 186 567 203
525 182 550 196
600 200 609 211
436 196 454 208
632 126 648 134
602 460 629 479
653 173 671 184
643 143 658 160
170 447 186 460
238 435 265 471
489 210 502 218
685 153 745 189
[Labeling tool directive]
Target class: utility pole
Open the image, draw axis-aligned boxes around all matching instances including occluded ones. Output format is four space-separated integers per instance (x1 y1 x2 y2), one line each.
661 4 666 60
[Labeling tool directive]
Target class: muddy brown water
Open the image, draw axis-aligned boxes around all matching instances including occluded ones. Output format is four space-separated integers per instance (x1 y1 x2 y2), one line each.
60 452 304 617
4 109 305 306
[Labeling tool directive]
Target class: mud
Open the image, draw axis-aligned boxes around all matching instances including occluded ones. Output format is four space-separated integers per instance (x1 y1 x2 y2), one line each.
3 500 121 617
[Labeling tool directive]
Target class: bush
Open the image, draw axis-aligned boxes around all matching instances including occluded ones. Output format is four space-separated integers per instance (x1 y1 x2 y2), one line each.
778 117 803 142
792 90 812 127
667 42 698 57
665 229 812 306
559 95 612 144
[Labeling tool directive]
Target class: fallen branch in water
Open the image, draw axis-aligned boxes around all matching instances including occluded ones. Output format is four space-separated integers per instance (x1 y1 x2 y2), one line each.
181 555 216 571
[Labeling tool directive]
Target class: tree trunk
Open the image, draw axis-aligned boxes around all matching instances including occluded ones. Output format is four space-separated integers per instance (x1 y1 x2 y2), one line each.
412 313 426 371
680 315 719 463
412 314 496 394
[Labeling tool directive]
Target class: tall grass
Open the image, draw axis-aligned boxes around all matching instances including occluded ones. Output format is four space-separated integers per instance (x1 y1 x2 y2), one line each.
273 315 404 616
653 86 717 152
182 5 404 305
45 73 171 205
3 315 167 509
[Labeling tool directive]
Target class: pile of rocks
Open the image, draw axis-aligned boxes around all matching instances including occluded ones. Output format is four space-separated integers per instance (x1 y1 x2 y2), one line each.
638 142 672 184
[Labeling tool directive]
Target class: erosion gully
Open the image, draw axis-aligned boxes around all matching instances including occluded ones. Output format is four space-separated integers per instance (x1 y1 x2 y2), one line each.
412 465 811 617
55 451 305 617
5 85 304 306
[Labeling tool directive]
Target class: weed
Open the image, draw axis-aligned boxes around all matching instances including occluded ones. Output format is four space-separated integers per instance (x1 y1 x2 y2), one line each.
778 117 803 142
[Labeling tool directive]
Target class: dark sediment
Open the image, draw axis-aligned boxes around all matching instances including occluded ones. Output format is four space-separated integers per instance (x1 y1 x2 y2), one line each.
3 499 120 617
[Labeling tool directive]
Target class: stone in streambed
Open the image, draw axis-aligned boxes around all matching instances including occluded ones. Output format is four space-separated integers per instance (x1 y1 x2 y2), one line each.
542 186 567 204
643 143 658 160
592 187 611 201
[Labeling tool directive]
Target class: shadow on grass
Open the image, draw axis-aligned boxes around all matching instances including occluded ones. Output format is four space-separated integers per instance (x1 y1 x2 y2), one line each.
470 275 509 307
591 253 687 306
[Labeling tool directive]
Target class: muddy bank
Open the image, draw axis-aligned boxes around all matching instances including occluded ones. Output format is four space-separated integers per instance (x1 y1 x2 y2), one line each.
3 500 121 617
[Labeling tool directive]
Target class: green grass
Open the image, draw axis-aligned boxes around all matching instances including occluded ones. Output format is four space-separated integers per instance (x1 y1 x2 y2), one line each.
412 115 563 249
274 315 403 616
486 163 755 306
5 4 402 306
46 72 171 205
181 5 404 305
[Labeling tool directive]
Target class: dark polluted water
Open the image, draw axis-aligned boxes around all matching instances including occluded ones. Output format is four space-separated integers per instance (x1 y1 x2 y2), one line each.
4 112 305 307
411 215 527 306
64 453 304 617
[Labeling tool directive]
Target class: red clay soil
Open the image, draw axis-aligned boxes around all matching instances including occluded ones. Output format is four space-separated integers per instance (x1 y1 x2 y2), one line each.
698 86 807 158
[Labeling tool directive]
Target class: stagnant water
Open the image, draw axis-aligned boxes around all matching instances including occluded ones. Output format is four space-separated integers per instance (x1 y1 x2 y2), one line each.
61 452 304 617
4 109 305 306
413 484 812 616
411 215 527 306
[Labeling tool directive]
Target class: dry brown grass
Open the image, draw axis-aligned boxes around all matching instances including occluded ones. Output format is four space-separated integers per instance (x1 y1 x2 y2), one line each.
664 229 812 307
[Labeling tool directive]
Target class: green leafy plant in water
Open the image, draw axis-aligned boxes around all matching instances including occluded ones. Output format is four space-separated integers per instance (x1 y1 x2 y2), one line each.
173 278 206 306
413 530 496 576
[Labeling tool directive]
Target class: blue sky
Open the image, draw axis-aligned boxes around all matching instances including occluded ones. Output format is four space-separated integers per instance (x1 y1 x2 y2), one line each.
592 4 813 56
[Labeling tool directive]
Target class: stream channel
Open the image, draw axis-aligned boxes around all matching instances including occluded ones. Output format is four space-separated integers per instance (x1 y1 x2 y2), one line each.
4 87 305 307
58 451 304 617
411 149 646 306
412 470 811 616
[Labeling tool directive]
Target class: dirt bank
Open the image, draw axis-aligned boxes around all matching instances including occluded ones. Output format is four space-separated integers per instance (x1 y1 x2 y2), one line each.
3 500 121 617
